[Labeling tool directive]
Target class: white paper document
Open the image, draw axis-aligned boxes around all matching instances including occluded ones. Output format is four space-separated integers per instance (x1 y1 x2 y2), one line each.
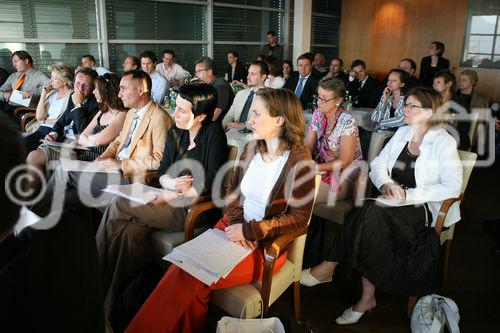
164 229 254 285
40 139 89 150
102 183 162 205
14 207 41 235
60 158 120 173
9 89 31 107
366 197 425 207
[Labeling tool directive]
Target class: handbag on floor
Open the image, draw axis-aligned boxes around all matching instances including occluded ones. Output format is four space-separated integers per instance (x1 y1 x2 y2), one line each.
216 295 285 333
411 294 460 333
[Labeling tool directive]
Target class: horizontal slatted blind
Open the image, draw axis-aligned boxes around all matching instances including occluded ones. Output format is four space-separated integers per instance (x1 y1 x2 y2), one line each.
0 0 98 72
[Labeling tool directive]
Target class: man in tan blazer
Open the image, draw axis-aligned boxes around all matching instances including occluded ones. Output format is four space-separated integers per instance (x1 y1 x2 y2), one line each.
31 70 173 216
222 61 268 130
98 70 173 182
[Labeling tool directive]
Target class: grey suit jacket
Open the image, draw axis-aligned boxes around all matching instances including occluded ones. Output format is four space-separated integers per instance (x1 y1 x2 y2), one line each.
0 68 50 107
222 88 253 127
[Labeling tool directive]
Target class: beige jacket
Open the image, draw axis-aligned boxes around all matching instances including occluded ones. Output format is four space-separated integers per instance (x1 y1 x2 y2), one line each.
100 101 173 182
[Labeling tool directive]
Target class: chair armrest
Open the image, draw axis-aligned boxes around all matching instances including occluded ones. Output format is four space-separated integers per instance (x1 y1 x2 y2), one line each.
259 226 309 315
434 194 464 234
13 107 37 132
13 107 36 117
184 200 218 241
20 111 36 132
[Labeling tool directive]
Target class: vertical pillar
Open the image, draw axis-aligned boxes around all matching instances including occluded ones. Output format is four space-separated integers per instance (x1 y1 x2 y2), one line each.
292 0 312 62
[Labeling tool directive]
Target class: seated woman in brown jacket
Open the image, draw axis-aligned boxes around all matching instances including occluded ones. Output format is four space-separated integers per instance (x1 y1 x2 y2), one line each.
125 88 316 333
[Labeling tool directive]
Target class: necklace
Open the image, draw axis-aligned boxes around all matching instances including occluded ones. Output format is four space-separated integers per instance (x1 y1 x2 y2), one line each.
262 152 279 162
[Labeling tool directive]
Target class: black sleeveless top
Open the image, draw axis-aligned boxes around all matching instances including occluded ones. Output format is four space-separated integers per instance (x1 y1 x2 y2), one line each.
77 113 110 161
390 142 418 189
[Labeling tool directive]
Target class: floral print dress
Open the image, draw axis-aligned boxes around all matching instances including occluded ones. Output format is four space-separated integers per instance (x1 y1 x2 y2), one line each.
309 107 363 191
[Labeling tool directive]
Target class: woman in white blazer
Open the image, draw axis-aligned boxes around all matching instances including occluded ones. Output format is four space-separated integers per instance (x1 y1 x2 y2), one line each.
301 87 463 325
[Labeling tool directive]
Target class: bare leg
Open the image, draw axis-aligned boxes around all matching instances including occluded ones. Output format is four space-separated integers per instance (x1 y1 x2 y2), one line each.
26 148 47 192
309 261 338 282
353 277 377 312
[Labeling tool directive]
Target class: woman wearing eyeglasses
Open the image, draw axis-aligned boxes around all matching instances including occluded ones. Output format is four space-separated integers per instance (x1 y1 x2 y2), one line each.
305 87 463 326
300 77 362 287
305 77 362 203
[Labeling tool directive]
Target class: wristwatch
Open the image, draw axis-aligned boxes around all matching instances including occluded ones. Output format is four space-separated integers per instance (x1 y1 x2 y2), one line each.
177 191 184 200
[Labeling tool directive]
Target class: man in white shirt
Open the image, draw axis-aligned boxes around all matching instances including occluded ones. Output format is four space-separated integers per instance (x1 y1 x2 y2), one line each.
223 61 269 130
81 54 111 76
283 53 319 110
140 51 169 106
155 49 190 89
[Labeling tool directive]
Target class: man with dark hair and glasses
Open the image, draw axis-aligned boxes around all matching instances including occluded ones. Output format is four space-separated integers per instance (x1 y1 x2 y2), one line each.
194 56 234 121
26 67 99 183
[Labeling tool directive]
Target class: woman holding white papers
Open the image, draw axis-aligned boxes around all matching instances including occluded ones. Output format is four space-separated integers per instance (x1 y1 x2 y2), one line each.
301 87 463 326
96 83 228 326
126 88 316 333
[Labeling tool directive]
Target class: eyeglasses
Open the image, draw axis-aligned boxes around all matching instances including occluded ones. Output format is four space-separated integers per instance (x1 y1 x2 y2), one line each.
317 96 336 104
75 82 90 89
403 103 428 110
195 69 207 75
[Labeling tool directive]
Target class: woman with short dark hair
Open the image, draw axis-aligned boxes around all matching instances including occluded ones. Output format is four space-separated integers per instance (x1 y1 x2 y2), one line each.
420 41 450 87
96 83 229 325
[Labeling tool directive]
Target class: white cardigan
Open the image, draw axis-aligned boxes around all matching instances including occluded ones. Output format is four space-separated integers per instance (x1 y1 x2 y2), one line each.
369 126 463 227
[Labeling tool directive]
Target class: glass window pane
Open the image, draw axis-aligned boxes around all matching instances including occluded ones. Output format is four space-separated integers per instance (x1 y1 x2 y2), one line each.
495 36 500 54
461 54 493 68
312 0 341 15
106 1 207 40
213 45 262 77
214 7 284 42
492 56 500 68
215 0 285 9
108 44 206 74
0 42 99 73
470 15 497 34
311 15 340 45
0 0 97 39
0 1 23 38
468 35 494 54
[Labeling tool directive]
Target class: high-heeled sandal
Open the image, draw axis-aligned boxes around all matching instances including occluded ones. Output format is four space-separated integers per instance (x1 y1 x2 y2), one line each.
335 306 372 325
299 268 332 287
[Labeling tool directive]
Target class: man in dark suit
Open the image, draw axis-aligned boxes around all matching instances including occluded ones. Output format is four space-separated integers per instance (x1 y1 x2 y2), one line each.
325 57 349 85
225 51 247 83
347 59 383 109
283 53 320 109
0 115 105 333
24 67 99 153
399 58 421 89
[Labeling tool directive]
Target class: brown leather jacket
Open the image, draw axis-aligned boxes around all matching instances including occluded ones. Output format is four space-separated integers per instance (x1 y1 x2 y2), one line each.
225 140 315 244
